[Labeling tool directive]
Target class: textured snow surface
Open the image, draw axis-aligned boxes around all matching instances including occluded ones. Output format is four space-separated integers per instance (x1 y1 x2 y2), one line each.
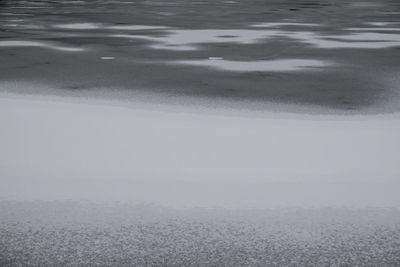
1 201 400 266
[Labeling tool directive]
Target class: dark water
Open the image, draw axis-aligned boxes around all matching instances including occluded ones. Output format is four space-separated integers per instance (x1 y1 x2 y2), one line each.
0 0 400 112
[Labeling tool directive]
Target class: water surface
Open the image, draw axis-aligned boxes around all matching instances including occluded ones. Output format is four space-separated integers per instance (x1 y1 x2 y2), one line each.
1 0 400 111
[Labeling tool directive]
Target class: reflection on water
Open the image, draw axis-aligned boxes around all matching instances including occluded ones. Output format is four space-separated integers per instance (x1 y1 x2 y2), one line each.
0 0 400 111
0 40 85 52
111 29 283 51
347 27 400 32
251 22 321 28
53 22 102 30
175 59 330 72
289 31 400 49
100 56 115 60
110 28 400 51
54 22 168 30
108 25 168 30
368 22 400 26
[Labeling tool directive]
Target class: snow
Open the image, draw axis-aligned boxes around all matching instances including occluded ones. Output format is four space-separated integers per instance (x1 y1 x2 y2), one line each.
1 90 399 208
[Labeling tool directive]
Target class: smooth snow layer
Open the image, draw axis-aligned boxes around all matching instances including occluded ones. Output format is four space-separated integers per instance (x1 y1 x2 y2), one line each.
1 93 399 208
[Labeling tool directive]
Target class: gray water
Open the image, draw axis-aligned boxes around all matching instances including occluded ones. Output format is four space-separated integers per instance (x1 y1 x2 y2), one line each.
1 0 400 112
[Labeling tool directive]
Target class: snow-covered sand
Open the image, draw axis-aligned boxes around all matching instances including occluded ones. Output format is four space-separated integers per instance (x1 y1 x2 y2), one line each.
1 91 399 208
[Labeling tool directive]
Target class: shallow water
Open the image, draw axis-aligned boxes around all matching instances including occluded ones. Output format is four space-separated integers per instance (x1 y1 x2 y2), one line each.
1 0 400 112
